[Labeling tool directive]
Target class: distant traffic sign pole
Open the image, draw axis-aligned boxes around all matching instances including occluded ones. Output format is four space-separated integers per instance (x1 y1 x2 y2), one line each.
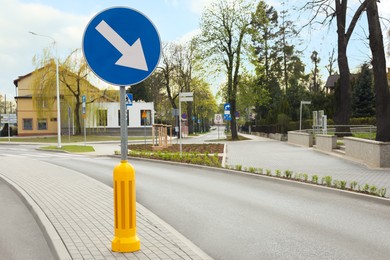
82 6 161 253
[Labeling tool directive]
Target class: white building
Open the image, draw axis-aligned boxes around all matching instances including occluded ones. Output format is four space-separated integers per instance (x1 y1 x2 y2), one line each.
87 101 154 136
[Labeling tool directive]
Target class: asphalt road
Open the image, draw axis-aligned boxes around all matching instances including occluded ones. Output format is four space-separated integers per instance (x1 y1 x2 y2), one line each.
42 155 390 260
0 177 54 260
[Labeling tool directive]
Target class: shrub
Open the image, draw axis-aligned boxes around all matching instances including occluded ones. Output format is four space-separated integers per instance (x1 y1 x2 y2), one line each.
235 164 242 171
258 168 263 175
323 176 332 187
276 170 281 177
340 180 347 190
303 173 309 182
369 185 377 195
362 184 370 193
350 181 358 190
248 167 256 173
312 175 319 184
379 188 387 197
333 180 340 188
284 170 293 179
266 169 271 176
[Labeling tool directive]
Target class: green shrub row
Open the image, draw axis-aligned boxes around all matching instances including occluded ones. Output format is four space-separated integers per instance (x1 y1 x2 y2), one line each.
225 166 387 198
125 150 221 168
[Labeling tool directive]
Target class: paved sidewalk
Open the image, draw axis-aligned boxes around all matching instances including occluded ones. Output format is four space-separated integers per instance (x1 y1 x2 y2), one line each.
0 157 210 260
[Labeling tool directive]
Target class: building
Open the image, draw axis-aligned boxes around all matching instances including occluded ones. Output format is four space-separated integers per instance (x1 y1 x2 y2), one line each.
14 66 154 136
325 68 390 94
14 71 59 136
87 101 154 136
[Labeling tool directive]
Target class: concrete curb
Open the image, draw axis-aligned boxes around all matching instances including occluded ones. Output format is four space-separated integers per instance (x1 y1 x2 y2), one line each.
0 174 72 260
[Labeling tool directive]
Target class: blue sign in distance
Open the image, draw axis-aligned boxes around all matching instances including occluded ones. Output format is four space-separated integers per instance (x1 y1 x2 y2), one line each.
224 103 231 111
224 114 232 121
82 7 161 86
182 113 187 119
126 93 133 106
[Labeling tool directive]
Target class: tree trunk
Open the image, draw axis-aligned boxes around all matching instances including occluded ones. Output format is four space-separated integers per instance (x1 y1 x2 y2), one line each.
334 1 351 136
366 0 390 142
74 102 81 135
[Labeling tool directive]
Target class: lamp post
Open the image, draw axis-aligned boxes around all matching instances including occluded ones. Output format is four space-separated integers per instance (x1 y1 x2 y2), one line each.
30 32 61 148
299 101 311 131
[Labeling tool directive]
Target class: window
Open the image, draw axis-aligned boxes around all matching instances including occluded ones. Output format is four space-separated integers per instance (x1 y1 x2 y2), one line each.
140 110 151 126
118 110 129 126
23 118 33 130
37 118 47 130
97 109 107 126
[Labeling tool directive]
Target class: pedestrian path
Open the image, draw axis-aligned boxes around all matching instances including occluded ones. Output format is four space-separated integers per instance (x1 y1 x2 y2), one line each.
0 157 210 260
226 133 390 192
0 151 84 159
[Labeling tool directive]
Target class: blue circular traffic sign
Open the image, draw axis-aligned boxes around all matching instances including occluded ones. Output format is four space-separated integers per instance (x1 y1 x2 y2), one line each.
82 7 161 86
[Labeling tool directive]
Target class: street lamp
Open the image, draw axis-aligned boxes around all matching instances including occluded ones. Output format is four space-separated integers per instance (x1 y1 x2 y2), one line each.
30 31 61 148
300 101 311 131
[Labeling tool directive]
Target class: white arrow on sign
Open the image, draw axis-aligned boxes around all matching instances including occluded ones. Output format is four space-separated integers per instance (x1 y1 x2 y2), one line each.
95 20 148 71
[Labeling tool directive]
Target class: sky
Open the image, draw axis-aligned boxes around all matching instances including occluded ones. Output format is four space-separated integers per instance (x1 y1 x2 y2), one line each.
0 0 389 102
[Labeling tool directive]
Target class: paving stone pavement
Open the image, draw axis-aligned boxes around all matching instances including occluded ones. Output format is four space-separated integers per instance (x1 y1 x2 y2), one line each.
0 157 210 260
226 133 390 192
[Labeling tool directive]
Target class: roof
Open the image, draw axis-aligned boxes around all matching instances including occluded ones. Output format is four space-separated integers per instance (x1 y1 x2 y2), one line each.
324 75 339 89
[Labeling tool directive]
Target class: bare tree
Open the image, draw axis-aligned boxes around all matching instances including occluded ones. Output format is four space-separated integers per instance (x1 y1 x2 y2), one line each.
325 48 337 76
302 0 372 134
366 0 390 141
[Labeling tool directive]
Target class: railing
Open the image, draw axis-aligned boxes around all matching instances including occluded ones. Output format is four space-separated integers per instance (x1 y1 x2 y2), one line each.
306 125 376 140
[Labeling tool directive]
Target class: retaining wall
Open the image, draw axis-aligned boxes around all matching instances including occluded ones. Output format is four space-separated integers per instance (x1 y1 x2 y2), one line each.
287 131 313 147
344 137 390 168
316 135 337 152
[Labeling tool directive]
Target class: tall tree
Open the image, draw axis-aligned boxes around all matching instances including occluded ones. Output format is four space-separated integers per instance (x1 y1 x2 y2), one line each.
199 0 253 140
366 0 390 141
352 63 375 118
310 51 321 92
158 42 183 110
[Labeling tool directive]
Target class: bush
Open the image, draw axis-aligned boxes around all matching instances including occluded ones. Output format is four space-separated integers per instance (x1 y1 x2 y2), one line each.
312 175 319 184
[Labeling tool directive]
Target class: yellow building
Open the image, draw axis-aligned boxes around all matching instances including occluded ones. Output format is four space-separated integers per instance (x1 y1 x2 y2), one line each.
14 71 59 136
14 65 117 136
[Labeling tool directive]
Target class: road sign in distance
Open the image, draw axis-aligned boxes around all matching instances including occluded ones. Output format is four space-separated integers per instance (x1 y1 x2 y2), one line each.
126 93 133 106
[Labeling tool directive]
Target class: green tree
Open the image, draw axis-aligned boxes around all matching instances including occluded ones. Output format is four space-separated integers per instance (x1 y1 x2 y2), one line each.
250 1 307 125
199 0 253 140
31 48 109 135
193 78 218 132
352 63 375 118
310 51 321 93
237 74 270 124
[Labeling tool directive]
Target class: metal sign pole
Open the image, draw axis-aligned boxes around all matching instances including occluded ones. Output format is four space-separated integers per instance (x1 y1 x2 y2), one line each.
179 98 182 156
120 86 128 160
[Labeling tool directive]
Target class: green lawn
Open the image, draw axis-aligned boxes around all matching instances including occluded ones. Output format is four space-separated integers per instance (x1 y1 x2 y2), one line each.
40 145 95 153
0 135 149 143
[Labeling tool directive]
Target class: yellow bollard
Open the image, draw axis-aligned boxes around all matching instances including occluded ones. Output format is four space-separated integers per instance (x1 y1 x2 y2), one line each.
111 160 140 252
